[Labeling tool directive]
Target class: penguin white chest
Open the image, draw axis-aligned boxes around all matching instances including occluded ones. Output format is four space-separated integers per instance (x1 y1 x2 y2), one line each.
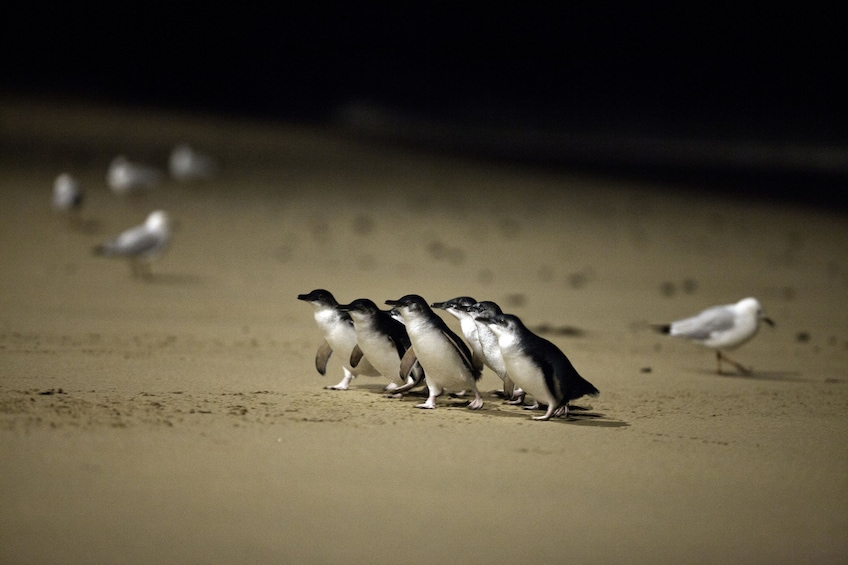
498 342 555 406
357 332 402 381
409 329 472 388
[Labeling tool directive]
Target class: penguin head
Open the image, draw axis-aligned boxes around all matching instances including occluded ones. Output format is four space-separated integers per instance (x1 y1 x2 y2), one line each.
385 294 429 315
477 313 522 337
297 289 338 307
337 298 380 316
430 296 476 311
466 300 503 319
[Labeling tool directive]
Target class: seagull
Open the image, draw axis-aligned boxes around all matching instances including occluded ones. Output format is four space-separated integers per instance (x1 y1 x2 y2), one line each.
52 173 84 228
655 297 775 374
107 155 163 195
52 172 84 212
93 210 171 279
169 144 219 181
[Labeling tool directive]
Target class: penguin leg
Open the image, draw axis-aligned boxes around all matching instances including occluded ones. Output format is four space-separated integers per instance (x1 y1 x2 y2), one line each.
505 388 526 405
552 404 569 418
326 368 355 390
532 404 557 421
415 385 442 409
522 400 541 411
502 375 515 400
466 385 484 410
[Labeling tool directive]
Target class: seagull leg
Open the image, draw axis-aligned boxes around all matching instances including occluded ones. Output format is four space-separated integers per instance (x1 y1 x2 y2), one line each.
720 351 752 374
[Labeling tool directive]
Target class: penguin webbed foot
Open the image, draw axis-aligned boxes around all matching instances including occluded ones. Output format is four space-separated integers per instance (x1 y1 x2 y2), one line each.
522 401 541 411
466 394 484 410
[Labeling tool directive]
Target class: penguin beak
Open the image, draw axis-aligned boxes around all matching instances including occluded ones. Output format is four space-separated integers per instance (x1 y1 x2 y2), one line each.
336 303 352 312
384 299 401 307
430 302 447 309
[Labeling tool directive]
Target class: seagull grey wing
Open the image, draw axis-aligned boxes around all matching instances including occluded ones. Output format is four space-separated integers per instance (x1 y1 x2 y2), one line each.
315 339 332 375
103 226 162 257
671 306 736 340
350 344 364 368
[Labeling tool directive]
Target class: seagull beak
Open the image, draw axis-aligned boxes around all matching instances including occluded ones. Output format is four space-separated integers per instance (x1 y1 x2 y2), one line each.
763 316 775 327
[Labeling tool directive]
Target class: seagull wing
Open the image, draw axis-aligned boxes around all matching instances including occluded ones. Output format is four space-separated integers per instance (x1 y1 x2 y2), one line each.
670 305 736 340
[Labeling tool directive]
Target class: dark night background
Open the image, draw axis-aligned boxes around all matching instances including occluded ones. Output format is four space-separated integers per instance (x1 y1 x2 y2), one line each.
3 5 847 208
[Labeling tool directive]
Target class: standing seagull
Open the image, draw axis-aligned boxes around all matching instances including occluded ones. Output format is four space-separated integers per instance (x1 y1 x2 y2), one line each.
297 289 380 390
52 172 84 229
169 144 219 181
655 297 775 374
107 155 163 195
336 298 425 395
478 313 599 421
92 210 171 279
385 294 483 410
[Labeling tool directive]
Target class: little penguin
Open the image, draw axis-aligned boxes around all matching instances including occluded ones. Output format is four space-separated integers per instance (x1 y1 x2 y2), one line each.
465 300 523 402
385 294 483 410
297 289 380 390
478 313 599 421
336 298 425 395
430 296 484 374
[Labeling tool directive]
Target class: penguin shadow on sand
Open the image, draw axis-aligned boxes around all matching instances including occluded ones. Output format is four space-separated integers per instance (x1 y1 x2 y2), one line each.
368 386 629 427
483 391 629 427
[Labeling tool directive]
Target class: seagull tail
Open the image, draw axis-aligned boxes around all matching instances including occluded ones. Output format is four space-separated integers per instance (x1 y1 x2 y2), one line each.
651 324 672 335
92 243 114 257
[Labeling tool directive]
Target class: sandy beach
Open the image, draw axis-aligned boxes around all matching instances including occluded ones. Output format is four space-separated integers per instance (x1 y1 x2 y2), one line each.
1 99 847 564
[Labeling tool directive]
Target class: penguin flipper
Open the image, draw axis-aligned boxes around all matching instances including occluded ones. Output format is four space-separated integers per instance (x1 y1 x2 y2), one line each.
471 352 485 373
350 344 364 368
315 340 332 375
399 347 418 382
443 330 482 380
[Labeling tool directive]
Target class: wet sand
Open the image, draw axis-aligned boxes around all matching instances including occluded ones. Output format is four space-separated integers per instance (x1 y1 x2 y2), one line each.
1 99 847 564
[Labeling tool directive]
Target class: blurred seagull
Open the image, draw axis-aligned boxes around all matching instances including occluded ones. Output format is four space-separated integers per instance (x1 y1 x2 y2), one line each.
93 210 171 279
169 144 219 181
52 172 84 212
107 155 163 195
52 173 84 228
656 297 775 374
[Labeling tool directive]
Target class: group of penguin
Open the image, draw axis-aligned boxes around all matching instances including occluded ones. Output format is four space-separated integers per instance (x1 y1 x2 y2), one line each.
298 289 600 421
